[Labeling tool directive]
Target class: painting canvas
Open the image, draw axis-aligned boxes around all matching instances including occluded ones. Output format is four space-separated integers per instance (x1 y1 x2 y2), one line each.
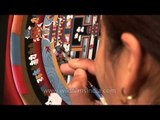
0 15 101 105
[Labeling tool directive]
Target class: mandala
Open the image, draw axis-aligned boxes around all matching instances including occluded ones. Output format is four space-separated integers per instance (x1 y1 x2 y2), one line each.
3 15 101 105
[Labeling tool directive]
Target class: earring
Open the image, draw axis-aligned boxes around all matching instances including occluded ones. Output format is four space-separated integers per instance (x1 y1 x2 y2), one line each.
120 88 137 104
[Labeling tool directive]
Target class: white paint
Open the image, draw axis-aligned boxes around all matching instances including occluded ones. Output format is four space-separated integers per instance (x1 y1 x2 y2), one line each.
28 26 31 30
28 54 37 61
30 59 38 66
93 16 98 25
56 41 61 46
81 27 84 33
63 44 70 53
78 35 82 42
45 93 62 105
37 77 44 84
74 33 79 39
88 35 94 59
37 22 43 27
76 26 81 33
66 15 73 20
76 26 84 33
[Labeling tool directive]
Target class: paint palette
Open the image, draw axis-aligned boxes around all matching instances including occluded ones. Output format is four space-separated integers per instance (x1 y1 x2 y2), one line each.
5 15 101 105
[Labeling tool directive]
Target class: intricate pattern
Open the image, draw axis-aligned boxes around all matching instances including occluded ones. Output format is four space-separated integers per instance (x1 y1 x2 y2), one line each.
3 15 101 105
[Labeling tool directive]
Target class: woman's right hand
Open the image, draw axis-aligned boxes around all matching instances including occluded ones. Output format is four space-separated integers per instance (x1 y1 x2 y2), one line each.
60 59 101 105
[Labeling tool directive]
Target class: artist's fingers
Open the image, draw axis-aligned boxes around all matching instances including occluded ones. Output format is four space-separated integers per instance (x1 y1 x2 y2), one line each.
60 63 75 75
60 58 95 76
68 58 96 75
68 69 98 105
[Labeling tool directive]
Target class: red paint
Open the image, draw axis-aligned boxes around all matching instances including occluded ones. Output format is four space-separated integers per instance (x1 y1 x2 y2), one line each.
34 15 54 90
3 15 23 105
12 65 29 95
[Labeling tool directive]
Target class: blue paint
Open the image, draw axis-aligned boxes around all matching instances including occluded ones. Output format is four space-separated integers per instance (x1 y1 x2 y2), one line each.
41 16 71 105
10 33 21 65
32 68 40 76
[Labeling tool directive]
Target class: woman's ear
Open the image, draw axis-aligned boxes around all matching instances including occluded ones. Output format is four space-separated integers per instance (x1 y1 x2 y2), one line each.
120 32 143 96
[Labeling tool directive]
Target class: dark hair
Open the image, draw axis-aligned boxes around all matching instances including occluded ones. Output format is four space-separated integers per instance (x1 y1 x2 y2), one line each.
103 15 160 62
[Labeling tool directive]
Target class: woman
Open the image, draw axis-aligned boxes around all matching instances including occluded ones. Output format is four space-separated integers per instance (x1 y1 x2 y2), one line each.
60 15 160 105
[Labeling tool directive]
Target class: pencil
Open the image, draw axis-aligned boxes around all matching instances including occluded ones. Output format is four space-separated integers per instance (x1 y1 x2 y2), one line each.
61 52 107 105
88 81 108 105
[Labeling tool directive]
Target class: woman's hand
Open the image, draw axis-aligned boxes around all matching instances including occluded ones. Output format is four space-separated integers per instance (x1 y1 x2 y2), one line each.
60 59 101 105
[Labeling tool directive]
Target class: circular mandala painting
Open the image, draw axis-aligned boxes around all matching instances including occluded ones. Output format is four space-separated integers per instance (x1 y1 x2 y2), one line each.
3 15 101 105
